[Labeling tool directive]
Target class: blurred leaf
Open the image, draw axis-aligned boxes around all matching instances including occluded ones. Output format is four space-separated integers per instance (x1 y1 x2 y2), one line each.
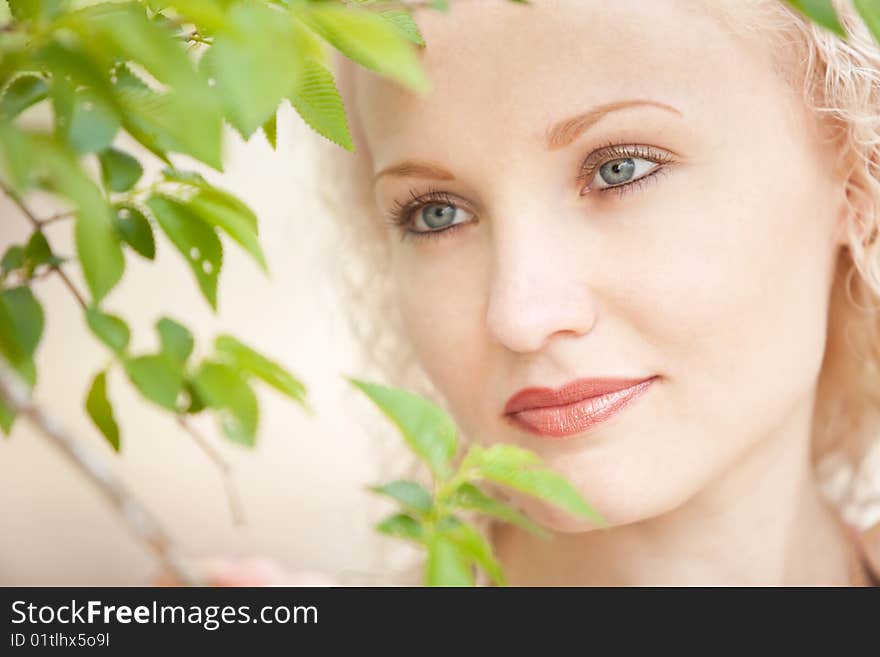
147 194 223 310
376 513 424 542
184 188 266 271
784 0 845 36
370 480 433 514
289 56 353 151
123 354 184 411
262 113 277 149
192 360 259 446
469 444 604 525
23 230 55 272
86 307 130 355
854 0 880 43
437 516 506 586
113 205 155 260
353 0 425 45
348 379 457 480
68 91 119 154
1 245 24 274
448 481 549 539
157 317 193 366
294 2 428 93
214 335 307 405
0 74 48 120
425 533 473 586
2 285 43 357
201 2 302 138
86 370 120 451
98 148 143 193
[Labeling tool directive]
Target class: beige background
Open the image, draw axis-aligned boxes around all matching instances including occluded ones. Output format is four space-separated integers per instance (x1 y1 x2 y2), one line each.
0 105 414 585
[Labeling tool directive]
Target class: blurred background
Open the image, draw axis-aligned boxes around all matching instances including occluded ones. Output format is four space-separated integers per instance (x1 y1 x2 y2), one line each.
0 103 409 585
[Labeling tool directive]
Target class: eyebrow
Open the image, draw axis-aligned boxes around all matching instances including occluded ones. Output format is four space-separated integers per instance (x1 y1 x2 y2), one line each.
372 98 682 183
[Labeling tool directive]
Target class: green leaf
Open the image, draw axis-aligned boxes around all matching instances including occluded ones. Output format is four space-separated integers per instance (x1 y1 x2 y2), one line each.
352 0 425 45
370 480 433 513
86 307 129 355
262 113 277 149
2 286 43 357
437 516 506 586
854 0 880 44
784 0 846 36
75 206 126 305
1 245 24 274
376 513 424 542
147 194 223 310
348 379 457 480
425 533 473 586
214 335 307 406
184 189 266 271
0 74 48 120
200 3 302 138
23 230 54 271
98 148 143 193
68 91 119 154
113 205 155 260
86 370 120 451
123 354 184 411
448 482 549 539
470 444 604 525
294 3 429 93
289 56 354 151
192 360 259 446
157 317 193 365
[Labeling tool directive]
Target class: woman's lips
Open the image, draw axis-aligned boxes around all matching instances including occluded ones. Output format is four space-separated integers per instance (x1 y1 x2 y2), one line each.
503 376 658 438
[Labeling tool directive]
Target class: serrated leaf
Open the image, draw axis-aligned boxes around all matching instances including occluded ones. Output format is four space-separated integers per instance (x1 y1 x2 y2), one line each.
0 74 48 120
352 1 425 45
289 57 353 151
113 205 155 260
157 317 193 365
448 481 549 539
214 335 307 406
348 379 457 480
376 513 424 542
472 445 604 525
86 370 120 451
192 360 259 446
425 533 473 586
370 480 433 513
86 307 129 355
98 148 143 193
123 354 184 411
200 3 302 138
854 0 880 44
184 189 266 271
784 0 845 36
147 194 222 310
294 3 428 93
437 516 506 586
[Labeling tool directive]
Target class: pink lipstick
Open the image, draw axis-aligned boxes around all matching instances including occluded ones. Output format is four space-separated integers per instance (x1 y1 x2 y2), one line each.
503 376 658 438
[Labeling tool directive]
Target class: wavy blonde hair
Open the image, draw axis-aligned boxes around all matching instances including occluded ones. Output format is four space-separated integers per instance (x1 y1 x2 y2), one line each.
314 0 880 581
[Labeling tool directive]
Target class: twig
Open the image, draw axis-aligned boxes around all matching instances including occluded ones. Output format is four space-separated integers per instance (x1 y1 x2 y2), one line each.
0 181 88 310
40 211 75 226
0 360 202 585
176 415 246 527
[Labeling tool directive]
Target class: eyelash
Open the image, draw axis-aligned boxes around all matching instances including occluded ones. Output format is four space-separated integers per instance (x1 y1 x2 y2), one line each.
384 142 675 243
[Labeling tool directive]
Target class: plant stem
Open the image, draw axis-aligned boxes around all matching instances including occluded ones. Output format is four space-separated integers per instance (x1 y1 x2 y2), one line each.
176 415 246 527
0 360 202 585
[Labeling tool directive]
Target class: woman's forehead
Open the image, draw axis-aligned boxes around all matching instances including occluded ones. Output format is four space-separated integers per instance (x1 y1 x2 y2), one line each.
350 0 781 169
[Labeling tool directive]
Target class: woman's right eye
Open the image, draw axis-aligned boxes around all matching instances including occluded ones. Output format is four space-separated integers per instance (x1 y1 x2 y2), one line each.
410 202 474 234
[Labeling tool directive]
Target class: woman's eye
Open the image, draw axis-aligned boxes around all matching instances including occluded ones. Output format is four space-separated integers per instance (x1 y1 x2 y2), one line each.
592 157 660 190
412 203 474 233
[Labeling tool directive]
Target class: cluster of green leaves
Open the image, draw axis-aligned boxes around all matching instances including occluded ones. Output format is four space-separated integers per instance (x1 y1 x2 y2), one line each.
350 379 605 586
0 0 430 443
784 0 880 42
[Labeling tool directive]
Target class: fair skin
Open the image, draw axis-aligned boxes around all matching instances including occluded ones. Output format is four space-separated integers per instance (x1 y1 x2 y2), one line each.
157 0 869 586
351 0 858 585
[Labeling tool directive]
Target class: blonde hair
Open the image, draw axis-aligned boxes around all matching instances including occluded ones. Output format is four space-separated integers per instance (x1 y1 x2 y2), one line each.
315 0 880 580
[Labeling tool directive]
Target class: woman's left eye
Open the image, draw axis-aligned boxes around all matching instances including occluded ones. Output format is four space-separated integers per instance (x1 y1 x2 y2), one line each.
590 157 660 191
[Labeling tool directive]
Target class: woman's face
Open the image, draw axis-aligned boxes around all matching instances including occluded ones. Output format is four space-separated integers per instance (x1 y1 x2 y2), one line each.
352 0 849 530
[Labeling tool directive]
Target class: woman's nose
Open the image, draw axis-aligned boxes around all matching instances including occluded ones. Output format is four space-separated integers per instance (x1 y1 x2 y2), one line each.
485 215 599 354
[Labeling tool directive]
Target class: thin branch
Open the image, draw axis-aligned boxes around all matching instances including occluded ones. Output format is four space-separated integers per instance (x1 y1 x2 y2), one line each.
176 415 246 527
0 181 88 310
0 360 202 585
40 211 75 226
